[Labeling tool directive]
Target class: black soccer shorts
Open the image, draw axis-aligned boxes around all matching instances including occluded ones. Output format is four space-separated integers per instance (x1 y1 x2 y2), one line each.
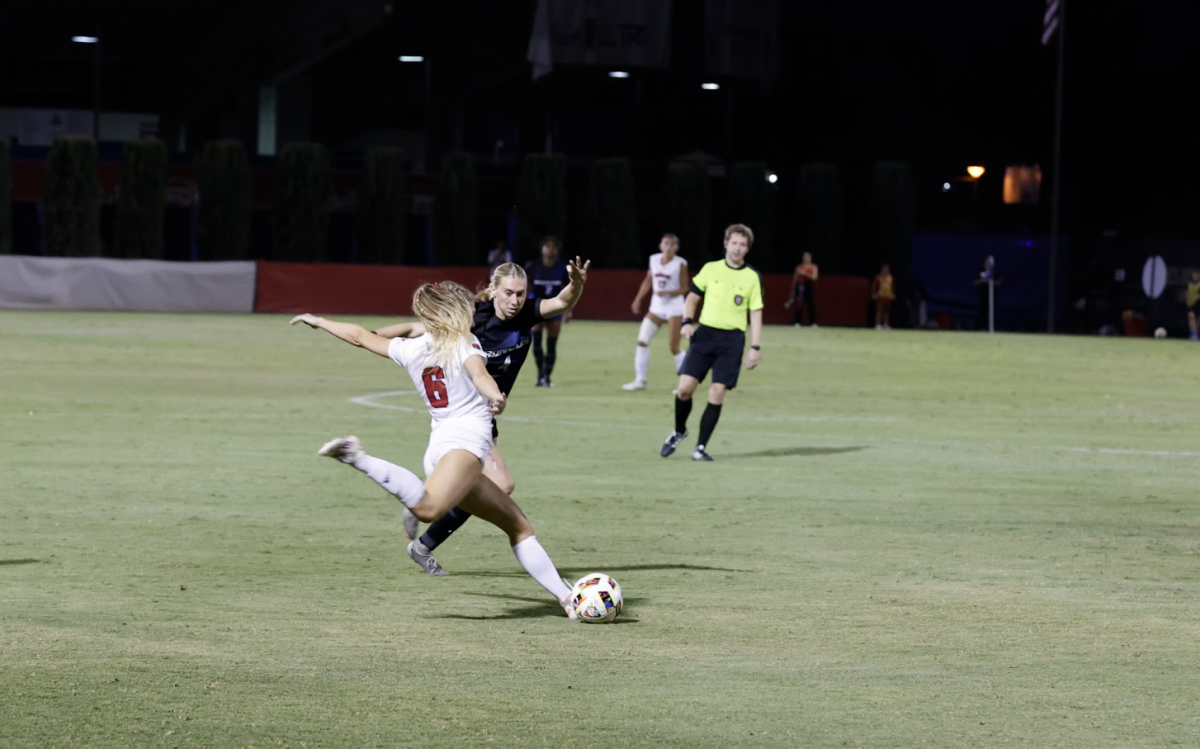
680 325 746 389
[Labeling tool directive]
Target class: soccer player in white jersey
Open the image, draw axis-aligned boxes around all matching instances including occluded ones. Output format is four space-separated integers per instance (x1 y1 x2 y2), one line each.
622 233 690 391
289 281 578 618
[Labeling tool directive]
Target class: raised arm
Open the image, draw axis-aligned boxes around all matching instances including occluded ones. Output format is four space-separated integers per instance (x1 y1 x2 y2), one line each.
538 256 590 319
630 271 652 314
464 355 506 415
289 313 392 358
373 321 427 339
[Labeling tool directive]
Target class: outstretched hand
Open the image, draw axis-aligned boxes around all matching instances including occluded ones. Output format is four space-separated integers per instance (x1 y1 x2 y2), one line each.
290 313 321 328
567 256 590 286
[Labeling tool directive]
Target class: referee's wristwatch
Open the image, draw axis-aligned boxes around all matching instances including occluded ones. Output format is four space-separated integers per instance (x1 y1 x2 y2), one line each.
750 345 761 351
682 318 694 325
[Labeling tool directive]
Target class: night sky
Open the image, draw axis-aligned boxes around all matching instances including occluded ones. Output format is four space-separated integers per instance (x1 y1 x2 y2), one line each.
2 0 1197 236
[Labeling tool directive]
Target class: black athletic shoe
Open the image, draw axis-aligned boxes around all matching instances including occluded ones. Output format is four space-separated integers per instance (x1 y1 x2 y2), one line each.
660 429 688 458
691 446 714 462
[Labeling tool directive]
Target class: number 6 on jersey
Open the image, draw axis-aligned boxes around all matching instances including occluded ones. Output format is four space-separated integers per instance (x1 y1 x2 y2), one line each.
422 366 449 408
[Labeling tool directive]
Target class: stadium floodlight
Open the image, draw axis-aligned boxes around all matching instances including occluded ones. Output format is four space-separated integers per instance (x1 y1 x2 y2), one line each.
766 173 778 184
72 35 98 43
398 55 425 63
967 165 985 179
700 82 720 90
943 182 951 192
608 71 630 79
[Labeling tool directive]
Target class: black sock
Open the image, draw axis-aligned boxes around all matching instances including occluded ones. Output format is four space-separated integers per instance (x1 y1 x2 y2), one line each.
532 328 545 377
697 403 723 448
420 507 472 551
674 396 693 434
545 336 558 378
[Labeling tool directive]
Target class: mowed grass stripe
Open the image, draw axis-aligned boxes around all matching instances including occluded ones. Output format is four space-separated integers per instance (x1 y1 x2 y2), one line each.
2 311 1199 748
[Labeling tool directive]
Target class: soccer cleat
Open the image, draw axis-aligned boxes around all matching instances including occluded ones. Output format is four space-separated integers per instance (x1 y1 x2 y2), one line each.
622 380 647 391
535 377 546 387
692 446 714 462
660 429 688 458
407 540 448 576
401 508 419 541
561 593 580 620
317 435 363 464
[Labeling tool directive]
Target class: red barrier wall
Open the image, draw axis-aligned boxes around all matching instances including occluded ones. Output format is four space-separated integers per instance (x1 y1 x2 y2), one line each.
254 261 871 326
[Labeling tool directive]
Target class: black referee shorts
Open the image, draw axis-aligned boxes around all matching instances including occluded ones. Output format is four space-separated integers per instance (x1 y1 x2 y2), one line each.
680 325 746 389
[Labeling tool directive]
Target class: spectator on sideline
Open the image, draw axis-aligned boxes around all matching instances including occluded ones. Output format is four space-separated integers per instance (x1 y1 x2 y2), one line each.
784 252 819 327
871 263 895 330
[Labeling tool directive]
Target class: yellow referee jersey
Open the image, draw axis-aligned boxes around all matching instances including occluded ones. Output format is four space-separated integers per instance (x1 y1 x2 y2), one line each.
691 260 764 332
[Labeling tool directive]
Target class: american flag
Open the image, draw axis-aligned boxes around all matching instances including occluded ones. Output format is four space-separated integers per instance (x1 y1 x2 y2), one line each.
1042 0 1060 46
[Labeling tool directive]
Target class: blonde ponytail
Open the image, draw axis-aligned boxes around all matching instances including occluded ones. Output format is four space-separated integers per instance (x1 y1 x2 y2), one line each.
412 281 475 366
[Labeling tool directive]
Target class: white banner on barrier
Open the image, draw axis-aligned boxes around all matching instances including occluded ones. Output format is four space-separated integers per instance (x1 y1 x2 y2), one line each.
0 256 257 313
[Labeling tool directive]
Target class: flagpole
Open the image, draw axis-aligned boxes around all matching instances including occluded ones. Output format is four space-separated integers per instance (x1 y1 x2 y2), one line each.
1047 0 1065 333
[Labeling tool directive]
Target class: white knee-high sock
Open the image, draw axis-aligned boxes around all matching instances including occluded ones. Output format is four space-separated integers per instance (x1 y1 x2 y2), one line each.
352 454 426 509
673 350 686 373
512 536 571 600
634 345 651 383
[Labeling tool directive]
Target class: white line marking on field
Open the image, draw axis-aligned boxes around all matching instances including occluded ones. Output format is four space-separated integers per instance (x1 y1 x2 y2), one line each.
348 391 1199 459
1043 445 1200 458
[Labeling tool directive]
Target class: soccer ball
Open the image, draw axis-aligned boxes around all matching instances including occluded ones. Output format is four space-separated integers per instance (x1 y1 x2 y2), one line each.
570 572 623 623
1154 327 1167 338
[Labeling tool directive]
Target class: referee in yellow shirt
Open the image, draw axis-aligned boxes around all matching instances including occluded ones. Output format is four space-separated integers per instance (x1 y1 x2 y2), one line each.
660 223 763 461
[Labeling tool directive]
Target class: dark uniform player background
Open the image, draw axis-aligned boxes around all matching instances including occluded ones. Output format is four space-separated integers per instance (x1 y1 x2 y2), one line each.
525 237 570 386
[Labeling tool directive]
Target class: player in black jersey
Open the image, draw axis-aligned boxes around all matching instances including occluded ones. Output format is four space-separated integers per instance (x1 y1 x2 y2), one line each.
373 258 589 574
525 236 571 387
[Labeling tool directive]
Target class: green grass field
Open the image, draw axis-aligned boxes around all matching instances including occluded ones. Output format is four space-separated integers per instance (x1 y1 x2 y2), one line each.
3 310 1199 748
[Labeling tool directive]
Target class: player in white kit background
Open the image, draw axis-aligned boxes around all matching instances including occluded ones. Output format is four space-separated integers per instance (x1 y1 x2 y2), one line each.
289 281 578 618
623 233 690 391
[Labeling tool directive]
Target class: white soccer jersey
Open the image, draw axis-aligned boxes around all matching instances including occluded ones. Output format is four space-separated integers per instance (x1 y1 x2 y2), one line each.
649 253 687 294
388 333 491 431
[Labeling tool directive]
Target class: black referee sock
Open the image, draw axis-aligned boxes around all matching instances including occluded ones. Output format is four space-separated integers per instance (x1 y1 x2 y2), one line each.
545 336 558 378
674 396 693 434
697 403 723 448
531 328 545 378
420 507 473 551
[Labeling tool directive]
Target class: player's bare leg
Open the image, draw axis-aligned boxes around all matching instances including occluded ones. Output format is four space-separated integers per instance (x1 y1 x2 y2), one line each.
406 442 514 576
456 475 575 616
329 439 481 523
667 316 685 374
483 443 516 495
414 450 485 522
625 313 663 390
